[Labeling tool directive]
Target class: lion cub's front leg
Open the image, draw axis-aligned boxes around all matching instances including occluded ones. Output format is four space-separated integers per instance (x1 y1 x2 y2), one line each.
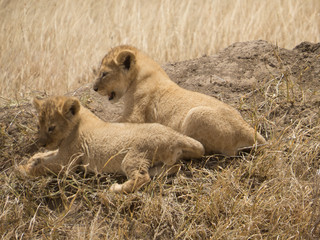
17 150 61 177
110 151 151 193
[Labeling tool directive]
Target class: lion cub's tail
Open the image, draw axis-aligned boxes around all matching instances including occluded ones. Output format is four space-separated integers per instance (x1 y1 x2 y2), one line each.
178 136 205 159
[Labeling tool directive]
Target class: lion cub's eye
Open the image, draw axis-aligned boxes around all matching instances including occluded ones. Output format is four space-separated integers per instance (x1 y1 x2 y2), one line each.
101 72 108 78
48 126 55 133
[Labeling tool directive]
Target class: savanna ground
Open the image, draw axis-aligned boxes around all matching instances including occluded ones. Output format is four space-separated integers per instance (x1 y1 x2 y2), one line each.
1 1 320 239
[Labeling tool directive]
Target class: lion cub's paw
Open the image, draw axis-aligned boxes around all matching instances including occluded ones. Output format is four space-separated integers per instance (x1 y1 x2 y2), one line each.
15 164 30 178
16 163 37 178
109 183 123 193
28 153 44 165
16 154 44 177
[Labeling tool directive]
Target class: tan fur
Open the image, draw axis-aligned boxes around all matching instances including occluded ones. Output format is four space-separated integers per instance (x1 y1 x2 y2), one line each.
17 96 204 193
93 45 266 156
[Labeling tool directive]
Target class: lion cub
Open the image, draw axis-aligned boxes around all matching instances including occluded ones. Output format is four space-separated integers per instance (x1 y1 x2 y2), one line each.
17 96 204 193
93 45 266 156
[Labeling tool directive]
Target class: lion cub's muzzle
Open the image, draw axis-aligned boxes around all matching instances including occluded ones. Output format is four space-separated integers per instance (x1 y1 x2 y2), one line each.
93 81 99 92
93 79 116 101
38 136 48 148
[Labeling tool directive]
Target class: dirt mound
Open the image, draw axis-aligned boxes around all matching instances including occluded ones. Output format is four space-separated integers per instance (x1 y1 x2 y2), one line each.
1 40 320 239
164 40 320 103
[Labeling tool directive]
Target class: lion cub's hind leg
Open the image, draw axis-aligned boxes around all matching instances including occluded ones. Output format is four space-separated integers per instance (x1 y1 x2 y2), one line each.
181 106 240 156
110 151 151 193
181 106 225 154
157 136 204 163
181 106 265 156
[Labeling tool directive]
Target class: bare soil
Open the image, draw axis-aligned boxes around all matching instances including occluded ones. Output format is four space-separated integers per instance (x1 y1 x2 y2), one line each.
1 40 320 239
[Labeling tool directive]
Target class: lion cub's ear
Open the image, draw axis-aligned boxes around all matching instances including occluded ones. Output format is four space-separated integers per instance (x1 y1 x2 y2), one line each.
62 97 80 119
115 50 136 70
33 97 43 113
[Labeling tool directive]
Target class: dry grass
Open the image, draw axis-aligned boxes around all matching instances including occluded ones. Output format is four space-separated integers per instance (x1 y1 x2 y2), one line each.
0 0 319 99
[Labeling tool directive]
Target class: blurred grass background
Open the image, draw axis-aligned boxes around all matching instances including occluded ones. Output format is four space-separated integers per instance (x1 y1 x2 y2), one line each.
0 0 319 99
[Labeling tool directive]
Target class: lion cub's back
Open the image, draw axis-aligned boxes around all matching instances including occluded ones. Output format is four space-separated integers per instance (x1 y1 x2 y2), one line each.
81 121 179 147
103 122 184 146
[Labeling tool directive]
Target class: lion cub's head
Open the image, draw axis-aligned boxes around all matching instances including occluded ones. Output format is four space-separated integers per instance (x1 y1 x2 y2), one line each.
33 96 81 150
93 45 138 102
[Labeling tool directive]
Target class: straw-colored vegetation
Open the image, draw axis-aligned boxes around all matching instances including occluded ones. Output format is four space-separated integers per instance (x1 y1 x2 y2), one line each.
1 62 319 237
1 0 320 239
0 0 319 99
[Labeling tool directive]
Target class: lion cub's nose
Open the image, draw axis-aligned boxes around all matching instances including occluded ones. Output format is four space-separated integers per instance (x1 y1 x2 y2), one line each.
93 85 98 92
38 140 46 148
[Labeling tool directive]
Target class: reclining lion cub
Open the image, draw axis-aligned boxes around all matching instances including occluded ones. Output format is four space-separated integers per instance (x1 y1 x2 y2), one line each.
17 96 204 193
93 45 266 156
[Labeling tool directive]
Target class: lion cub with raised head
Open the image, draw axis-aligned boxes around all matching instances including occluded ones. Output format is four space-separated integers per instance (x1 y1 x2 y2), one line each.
17 96 204 193
93 45 266 156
